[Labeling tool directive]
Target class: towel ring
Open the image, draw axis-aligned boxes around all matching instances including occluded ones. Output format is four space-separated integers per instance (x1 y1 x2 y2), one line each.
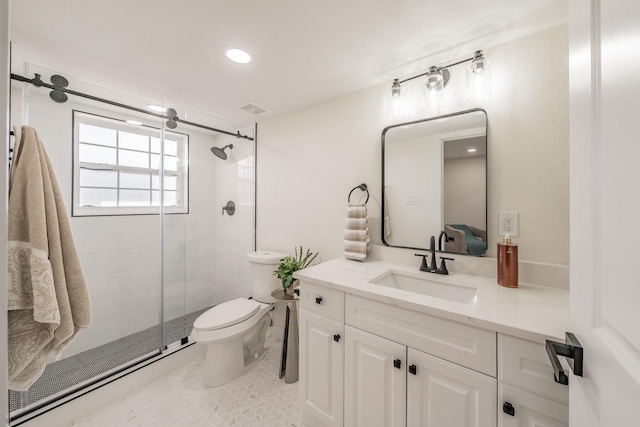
348 183 369 204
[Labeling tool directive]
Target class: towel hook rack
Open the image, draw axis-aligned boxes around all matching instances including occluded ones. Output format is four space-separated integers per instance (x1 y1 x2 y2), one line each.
348 183 369 204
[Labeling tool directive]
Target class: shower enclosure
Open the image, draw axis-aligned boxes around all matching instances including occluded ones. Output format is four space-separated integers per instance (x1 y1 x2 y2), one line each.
8 64 256 422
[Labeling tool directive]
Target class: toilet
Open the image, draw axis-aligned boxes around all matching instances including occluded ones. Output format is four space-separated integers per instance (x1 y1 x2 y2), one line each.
190 251 288 387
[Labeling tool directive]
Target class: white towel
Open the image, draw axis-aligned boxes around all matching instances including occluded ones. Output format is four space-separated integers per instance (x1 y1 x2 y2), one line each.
7 126 91 391
343 203 371 261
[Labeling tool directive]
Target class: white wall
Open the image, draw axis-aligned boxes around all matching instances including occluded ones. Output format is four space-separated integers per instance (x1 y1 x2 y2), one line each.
10 78 255 357
257 25 569 266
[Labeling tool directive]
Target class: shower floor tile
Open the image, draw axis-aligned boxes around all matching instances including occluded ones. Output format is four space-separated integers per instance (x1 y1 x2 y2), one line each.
70 341 303 427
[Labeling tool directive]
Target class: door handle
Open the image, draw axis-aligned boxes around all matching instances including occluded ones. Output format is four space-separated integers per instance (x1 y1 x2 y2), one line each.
333 334 341 342
393 359 401 369
408 364 417 375
545 332 583 385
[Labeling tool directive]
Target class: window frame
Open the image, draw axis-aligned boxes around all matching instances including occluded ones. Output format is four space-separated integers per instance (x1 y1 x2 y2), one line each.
72 110 189 217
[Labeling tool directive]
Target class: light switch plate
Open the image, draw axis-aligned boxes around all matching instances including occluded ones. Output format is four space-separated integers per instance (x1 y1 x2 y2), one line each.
405 194 419 205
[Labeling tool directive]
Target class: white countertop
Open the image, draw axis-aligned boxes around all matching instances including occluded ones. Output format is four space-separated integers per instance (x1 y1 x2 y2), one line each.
294 257 569 343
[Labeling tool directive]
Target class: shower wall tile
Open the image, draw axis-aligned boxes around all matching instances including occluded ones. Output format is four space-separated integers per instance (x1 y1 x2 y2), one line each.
73 228 122 254
89 286 159 324
163 243 185 263
119 225 161 249
87 267 160 300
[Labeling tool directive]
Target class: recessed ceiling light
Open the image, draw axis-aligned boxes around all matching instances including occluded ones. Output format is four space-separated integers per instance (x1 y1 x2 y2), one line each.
467 148 477 153
126 120 143 126
147 105 166 113
226 48 251 64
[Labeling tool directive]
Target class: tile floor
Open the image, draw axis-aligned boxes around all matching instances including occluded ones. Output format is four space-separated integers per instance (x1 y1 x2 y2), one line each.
11 308 208 412
69 340 303 427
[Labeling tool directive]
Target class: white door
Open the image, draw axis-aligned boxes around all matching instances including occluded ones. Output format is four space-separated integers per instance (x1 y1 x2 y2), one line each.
407 348 496 427
570 0 640 425
344 325 406 427
299 309 344 427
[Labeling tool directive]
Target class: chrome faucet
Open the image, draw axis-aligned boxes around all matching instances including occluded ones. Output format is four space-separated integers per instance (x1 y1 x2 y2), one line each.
414 235 454 275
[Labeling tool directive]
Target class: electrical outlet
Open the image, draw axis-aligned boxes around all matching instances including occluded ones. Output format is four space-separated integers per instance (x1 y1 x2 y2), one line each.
499 212 518 236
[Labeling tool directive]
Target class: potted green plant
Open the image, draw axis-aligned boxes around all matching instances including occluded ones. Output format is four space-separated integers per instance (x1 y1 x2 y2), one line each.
273 246 319 295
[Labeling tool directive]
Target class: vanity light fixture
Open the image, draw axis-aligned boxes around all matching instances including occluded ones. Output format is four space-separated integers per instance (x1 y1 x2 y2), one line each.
388 50 491 121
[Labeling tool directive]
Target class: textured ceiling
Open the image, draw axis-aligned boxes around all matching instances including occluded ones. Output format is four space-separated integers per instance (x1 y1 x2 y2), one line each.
10 0 568 126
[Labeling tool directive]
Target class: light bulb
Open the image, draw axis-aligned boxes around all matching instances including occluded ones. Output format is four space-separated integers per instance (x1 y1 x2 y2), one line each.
467 51 492 103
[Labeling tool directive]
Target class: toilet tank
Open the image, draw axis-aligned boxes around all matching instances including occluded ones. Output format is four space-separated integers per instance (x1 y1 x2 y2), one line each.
248 251 289 303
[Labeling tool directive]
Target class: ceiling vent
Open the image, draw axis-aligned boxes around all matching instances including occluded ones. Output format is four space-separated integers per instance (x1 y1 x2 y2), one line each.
238 102 269 115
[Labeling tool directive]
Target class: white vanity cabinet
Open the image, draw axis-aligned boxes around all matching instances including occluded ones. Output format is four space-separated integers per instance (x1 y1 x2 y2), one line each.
300 281 499 427
296 258 570 427
344 325 406 427
343 324 496 427
407 348 497 426
300 283 345 427
497 335 569 427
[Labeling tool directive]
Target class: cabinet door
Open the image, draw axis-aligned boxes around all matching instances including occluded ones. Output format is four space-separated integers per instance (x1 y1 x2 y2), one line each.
300 309 344 427
407 348 497 427
499 383 568 427
344 325 406 427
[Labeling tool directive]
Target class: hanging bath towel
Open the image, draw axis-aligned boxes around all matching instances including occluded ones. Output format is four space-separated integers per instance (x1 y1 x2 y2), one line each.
7 126 91 391
343 203 371 261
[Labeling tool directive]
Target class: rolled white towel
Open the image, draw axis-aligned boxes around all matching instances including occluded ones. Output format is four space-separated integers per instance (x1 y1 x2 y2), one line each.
344 203 371 261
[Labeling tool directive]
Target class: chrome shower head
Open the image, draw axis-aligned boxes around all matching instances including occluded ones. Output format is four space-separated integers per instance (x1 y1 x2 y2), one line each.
211 144 233 160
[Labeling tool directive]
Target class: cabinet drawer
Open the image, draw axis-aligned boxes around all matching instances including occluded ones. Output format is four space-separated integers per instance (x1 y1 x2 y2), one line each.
300 281 344 322
499 382 568 427
345 294 496 376
498 334 569 404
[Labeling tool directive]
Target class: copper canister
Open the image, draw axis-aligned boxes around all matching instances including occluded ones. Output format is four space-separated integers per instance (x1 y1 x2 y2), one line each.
497 238 518 288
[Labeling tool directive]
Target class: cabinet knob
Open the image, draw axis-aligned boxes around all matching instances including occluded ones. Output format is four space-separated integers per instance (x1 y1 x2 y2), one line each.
333 334 341 342
393 359 401 369
315 296 323 304
503 402 515 416
408 364 417 375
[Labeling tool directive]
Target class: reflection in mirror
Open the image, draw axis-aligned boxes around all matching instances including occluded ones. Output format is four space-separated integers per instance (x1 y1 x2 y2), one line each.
382 109 487 255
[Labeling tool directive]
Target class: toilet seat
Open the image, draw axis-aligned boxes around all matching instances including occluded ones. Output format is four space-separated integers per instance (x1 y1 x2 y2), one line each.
194 298 262 331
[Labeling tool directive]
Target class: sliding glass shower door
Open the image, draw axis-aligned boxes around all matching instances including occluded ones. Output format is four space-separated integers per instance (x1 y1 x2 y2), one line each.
8 63 256 423
8 64 185 416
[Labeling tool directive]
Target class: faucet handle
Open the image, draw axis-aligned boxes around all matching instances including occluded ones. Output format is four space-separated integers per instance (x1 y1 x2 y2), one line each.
439 257 454 275
414 253 430 271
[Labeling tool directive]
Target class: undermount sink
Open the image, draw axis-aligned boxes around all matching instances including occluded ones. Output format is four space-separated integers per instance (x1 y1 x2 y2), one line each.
370 269 477 304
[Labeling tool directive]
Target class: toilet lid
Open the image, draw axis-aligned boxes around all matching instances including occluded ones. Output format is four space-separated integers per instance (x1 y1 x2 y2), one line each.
194 298 262 331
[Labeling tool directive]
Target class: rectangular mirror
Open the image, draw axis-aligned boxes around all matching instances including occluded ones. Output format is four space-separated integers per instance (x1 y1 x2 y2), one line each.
382 109 488 255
